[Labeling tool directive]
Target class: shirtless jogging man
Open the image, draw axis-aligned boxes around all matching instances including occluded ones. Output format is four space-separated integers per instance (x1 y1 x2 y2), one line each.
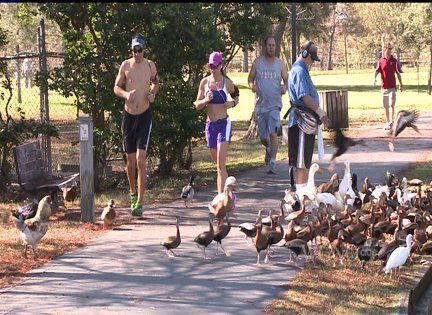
114 33 160 216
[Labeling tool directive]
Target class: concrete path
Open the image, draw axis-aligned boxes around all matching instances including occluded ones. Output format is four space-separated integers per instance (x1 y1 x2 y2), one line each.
1 112 431 315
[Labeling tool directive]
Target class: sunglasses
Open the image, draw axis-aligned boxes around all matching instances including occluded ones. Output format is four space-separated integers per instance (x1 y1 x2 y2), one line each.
132 47 143 53
209 63 221 69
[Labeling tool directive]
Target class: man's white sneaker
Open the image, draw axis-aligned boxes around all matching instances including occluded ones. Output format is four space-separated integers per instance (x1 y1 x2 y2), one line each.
384 123 391 130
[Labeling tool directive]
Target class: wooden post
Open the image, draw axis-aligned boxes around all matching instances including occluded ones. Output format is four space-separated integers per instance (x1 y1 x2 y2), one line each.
79 114 95 223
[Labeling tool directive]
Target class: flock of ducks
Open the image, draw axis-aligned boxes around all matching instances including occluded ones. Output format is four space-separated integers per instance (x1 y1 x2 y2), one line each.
159 157 432 284
161 176 238 260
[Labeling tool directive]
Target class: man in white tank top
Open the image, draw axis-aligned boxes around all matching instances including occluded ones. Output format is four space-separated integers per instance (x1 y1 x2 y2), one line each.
248 36 288 174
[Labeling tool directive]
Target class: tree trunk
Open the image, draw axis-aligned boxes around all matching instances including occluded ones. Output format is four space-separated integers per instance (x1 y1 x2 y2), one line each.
243 111 258 140
328 5 338 70
242 46 249 73
273 15 288 58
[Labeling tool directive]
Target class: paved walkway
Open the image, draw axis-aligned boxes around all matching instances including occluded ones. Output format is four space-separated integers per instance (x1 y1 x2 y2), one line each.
1 112 431 315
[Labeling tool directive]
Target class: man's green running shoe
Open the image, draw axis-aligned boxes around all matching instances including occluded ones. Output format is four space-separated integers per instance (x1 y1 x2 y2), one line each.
131 202 143 217
130 193 138 210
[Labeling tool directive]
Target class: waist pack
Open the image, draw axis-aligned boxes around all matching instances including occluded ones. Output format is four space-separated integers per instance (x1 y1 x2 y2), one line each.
289 105 322 135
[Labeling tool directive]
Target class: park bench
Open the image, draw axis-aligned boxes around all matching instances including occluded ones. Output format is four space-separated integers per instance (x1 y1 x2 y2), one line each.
13 140 79 209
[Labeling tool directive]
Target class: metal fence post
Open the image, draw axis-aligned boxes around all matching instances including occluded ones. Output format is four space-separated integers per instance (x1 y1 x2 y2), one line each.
79 114 95 223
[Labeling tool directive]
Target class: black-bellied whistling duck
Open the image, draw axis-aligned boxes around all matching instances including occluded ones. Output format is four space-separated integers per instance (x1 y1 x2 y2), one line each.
285 195 309 226
388 109 420 152
329 128 367 172
420 240 432 255
284 220 298 244
317 172 340 194
239 217 258 246
101 199 116 230
181 174 195 208
265 216 284 262
331 229 347 267
254 210 269 265
283 238 310 264
193 216 214 260
161 216 181 258
213 212 231 256
357 235 382 269
208 176 238 223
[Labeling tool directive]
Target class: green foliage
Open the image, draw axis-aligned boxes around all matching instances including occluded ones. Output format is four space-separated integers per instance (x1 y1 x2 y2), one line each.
36 3 284 182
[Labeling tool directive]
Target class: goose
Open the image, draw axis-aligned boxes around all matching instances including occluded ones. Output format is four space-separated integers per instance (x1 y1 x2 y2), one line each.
193 216 215 260
101 199 116 230
213 212 231 256
160 216 181 258
385 234 413 283
208 176 238 223
388 109 420 152
181 174 195 208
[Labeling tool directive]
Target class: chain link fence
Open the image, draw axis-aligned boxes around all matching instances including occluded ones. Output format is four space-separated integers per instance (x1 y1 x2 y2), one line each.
1 20 80 180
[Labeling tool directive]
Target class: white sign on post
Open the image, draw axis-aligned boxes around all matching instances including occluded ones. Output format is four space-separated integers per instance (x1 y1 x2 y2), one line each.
80 124 89 141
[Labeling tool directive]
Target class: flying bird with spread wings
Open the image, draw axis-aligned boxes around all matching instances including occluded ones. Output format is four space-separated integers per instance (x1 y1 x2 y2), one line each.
388 109 420 152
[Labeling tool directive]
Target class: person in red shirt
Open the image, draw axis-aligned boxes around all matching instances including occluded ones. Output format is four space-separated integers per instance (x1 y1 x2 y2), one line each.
373 42 403 130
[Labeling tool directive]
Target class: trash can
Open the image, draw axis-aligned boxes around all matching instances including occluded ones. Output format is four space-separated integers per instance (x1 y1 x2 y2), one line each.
319 90 348 129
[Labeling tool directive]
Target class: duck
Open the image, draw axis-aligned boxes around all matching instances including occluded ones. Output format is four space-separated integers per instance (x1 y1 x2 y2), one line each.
283 238 310 264
338 160 352 201
295 163 321 202
238 217 258 246
385 234 413 282
15 195 53 258
181 174 195 208
316 172 339 194
161 216 181 258
329 128 367 172
101 199 116 230
330 228 347 267
208 176 238 223
254 210 269 265
265 215 284 262
213 212 232 256
193 216 214 260
285 195 309 225
62 181 78 203
388 109 420 152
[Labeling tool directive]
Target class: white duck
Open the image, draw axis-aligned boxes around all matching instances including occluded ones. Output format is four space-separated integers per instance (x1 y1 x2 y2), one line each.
295 163 320 203
400 177 416 207
338 160 353 202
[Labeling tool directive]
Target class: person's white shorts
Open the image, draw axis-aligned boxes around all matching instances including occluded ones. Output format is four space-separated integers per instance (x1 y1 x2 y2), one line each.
382 87 396 108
